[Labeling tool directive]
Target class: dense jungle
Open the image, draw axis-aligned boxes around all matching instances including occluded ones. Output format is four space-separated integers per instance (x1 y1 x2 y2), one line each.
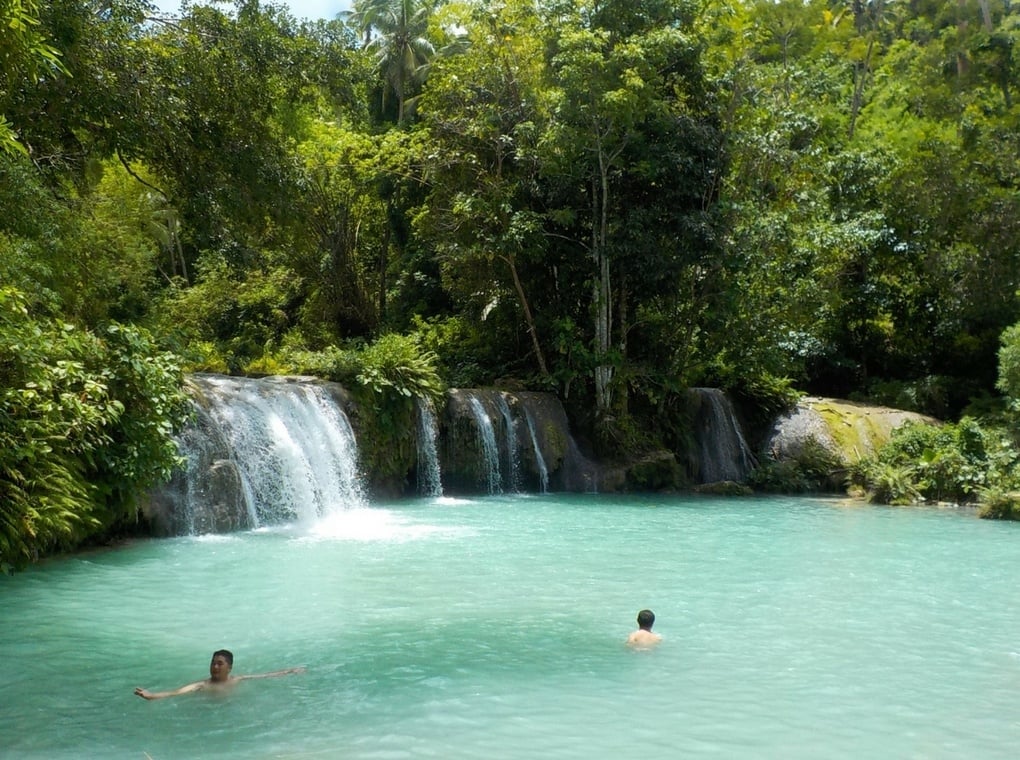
4 0 1020 571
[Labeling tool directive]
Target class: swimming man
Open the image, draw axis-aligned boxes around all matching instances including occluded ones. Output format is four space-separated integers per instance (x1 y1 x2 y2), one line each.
134 649 304 700
626 609 662 648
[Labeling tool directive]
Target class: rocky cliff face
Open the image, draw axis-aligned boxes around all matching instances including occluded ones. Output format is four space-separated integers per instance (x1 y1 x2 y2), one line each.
428 388 599 495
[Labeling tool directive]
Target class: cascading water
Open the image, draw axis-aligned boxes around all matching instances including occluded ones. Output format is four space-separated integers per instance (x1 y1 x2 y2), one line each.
154 380 602 528
468 395 502 494
495 393 521 492
163 414 246 535
188 375 365 526
522 406 549 494
415 397 443 497
691 387 757 483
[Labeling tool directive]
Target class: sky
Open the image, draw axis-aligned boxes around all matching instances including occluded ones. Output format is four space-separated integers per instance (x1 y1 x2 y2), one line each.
152 0 353 21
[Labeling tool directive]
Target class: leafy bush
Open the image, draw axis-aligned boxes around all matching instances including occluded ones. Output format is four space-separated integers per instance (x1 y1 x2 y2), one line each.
728 372 803 448
858 461 922 506
977 488 1020 520
749 438 841 493
876 419 988 503
412 315 493 389
749 459 815 493
1 287 190 571
996 322 1020 400
154 255 302 372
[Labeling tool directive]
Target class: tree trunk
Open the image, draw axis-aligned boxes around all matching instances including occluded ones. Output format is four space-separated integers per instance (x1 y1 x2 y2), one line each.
849 38 874 140
377 215 389 326
593 148 613 416
616 271 629 416
957 0 970 79
504 252 549 377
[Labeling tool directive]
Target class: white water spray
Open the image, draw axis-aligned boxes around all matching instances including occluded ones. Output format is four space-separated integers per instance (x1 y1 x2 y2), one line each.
495 393 521 492
415 397 443 497
522 406 549 493
468 395 502 494
191 375 365 525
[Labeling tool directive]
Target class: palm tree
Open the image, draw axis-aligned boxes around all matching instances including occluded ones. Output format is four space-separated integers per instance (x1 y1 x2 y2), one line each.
350 0 437 124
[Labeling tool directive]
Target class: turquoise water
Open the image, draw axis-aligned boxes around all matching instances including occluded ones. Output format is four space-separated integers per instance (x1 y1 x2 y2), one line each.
2 494 1019 759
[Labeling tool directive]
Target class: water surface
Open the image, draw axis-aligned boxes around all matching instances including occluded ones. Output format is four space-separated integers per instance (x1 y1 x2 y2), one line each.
2 494 1018 759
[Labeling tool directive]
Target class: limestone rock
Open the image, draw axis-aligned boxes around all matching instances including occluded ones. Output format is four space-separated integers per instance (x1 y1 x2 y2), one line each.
764 396 938 467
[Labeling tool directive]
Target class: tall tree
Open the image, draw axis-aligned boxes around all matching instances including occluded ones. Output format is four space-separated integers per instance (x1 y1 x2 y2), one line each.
539 0 720 425
350 0 438 123
415 0 551 378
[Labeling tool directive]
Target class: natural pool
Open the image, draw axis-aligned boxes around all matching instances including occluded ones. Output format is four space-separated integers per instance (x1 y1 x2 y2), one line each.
2 494 1018 759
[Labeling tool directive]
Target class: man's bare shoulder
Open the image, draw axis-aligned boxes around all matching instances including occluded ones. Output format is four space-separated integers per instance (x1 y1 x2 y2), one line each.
626 630 662 648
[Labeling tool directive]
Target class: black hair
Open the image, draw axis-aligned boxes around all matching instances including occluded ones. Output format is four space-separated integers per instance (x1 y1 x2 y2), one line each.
212 649 234 666
636 610 655 630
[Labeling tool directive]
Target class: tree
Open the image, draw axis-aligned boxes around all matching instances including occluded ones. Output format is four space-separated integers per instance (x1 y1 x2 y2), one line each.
350 0 438 123
415 0 551 378
0 0 65 154
293 123 394 342
539 0 719 425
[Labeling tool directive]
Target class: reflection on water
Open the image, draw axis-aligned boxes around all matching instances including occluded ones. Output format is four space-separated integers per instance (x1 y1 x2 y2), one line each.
1 495 1019 760
299 506 476 542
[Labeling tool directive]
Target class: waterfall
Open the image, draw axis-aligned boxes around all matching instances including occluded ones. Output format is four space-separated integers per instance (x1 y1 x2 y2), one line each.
691 388 757 483
188 375 365 526
415 397 443 497
468 395 502 494
162 414 236 535
495 393 521 493
146 377 609 534
522 406 549 494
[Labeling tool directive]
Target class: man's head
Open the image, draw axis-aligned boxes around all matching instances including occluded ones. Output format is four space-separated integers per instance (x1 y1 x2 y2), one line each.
209 650 234 682
637 609 655 631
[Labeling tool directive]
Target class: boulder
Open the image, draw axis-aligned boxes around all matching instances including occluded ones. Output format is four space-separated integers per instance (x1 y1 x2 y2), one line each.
764 396 939 467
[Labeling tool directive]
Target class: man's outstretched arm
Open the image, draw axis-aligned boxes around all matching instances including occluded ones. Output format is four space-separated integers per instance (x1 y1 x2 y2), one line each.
134 681 206 700
236 666 306 681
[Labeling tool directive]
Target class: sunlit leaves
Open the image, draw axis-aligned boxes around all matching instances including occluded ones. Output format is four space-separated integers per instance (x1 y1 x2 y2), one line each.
0 287 190 571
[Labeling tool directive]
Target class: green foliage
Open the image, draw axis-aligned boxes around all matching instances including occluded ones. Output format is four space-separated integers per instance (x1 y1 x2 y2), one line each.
977 488 1020 521
412 315 507 389
352 333 446 405
90 324 193 512
154 254 303 372
537 0 723 419
996 322 1020 401
286 333 445 488
292 123 393 342
750 437 842 494
350 0 437 124
853 376 952 419
858 461 923 506
0 287 190 571
0 0 66 154
750 459 816 494
727 372 803 444
880 420 988 502
850 418 1001 505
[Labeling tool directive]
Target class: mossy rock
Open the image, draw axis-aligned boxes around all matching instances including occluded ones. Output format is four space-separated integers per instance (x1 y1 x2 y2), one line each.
764 397 939 469
626 451 681 491
694 480 753 496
